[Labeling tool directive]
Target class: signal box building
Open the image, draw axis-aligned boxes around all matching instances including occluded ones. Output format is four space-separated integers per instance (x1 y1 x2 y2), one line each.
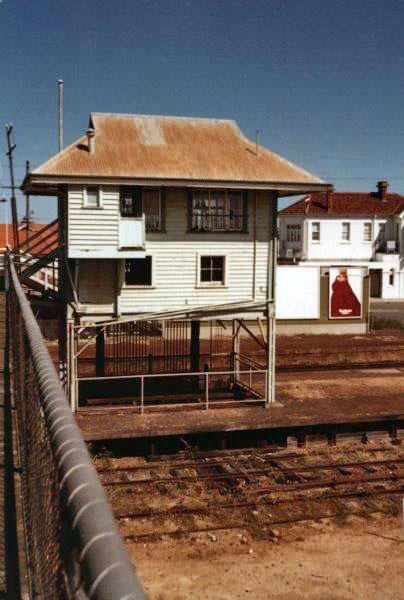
22 112 326 413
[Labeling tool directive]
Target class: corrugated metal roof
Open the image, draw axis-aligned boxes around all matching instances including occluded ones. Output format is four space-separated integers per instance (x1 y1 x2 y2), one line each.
29 113 324 186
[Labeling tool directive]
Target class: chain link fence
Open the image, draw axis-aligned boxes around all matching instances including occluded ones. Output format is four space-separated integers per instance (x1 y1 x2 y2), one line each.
7 253 145 599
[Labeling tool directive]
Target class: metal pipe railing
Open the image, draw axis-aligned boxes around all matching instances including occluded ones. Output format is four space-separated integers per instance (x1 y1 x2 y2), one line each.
77 366 267 411
7 252 145 599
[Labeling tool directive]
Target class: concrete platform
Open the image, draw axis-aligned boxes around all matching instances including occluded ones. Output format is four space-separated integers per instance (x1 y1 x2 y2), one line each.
76 367 404 441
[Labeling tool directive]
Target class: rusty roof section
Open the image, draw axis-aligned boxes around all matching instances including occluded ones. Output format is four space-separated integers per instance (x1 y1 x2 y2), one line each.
27 113 324 188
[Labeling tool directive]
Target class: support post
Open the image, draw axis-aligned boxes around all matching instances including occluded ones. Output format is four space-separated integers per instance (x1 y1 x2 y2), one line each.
266 191 278 405
5 124 19 251
205 371 209 410
232 318 240 382
140 376 144 414
190 320 200 373
68 320 76 412
95 328 105 377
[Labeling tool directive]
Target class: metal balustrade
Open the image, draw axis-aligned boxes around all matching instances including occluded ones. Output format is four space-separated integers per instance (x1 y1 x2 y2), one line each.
6 252 145 599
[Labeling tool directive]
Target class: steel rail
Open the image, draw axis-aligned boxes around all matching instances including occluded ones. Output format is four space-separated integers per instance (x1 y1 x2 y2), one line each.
8 255 146 600
115 483 404 522
97 455 404 478
122 505 401 543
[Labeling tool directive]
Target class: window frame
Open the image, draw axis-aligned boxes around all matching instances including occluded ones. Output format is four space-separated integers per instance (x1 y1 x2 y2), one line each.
196 253 227 288
286 223 302 243
82 185 102 209
389 268 395 287
189 189 248 234
363 222 372 242
123 255 154 288
341 221 351 242
311 221 321 242
119 187 165 232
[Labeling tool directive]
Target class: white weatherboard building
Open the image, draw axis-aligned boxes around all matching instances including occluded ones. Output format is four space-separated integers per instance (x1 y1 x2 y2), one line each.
279 181 404 300
22 112 326 412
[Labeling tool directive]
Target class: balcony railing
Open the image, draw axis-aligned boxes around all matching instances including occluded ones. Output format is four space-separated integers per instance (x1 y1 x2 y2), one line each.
119 215 146 249
374 239 399 254
190 212 245 232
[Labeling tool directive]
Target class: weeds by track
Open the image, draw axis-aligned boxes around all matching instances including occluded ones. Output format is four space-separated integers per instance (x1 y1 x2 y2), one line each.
95 442 403 543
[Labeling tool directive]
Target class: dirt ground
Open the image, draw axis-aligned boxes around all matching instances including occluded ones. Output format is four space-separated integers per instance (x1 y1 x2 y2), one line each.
132 516 404 600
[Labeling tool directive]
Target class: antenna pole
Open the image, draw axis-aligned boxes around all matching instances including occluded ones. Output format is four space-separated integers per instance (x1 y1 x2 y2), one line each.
58 79 64 152
5 123 19 250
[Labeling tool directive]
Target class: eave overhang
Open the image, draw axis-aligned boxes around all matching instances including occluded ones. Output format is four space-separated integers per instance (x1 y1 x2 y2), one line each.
22 173 330 197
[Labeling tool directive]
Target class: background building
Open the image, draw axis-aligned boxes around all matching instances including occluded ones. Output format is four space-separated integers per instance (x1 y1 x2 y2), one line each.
279 181 404 300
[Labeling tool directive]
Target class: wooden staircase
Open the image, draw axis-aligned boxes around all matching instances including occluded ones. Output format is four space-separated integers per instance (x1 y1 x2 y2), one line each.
12 220 61 298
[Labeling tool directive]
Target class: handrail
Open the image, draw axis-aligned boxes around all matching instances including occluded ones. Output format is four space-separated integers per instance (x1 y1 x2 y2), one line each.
7 252 145 599
77 367 267 382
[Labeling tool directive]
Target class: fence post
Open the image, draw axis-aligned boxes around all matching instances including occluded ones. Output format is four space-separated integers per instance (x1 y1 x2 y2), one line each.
205 371 209 410
140 375 144 413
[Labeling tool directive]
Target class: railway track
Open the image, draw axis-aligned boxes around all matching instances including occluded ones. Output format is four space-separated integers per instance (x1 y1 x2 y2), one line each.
277 360 404 372
95 443 404 544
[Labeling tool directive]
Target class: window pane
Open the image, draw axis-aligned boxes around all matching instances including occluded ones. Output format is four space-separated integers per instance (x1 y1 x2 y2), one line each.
125 257 152 286
200 256 224 284
142 189 161 231
201 256 211 270
86 187 98 206
212 256 223 269
287 224 301 242
191 190 244 232
312 222 320 240
120 188 141 216
342 222 350 241
364 223 372 241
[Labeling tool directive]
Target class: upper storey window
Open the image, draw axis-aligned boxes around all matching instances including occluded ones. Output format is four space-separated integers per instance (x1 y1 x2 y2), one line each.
83 185 101 208
190 190 247 233
341 222 351 242
286 224 301 242
311 222 320 241
120 187 163 232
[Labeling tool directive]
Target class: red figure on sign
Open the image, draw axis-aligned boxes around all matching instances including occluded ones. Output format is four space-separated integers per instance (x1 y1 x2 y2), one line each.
331 268 361 318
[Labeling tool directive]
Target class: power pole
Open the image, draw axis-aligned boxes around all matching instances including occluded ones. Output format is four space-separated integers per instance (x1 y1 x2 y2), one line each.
25 160 31 249
5 124 19 251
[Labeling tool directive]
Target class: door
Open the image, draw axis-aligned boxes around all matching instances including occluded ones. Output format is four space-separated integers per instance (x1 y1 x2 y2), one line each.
78 259 117 304
370 269 382 298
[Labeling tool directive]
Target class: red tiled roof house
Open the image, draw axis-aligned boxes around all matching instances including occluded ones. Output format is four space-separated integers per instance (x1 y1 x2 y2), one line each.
278 181 404 299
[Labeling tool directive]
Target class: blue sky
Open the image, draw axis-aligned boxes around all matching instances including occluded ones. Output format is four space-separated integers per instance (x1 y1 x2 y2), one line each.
1 0 404 222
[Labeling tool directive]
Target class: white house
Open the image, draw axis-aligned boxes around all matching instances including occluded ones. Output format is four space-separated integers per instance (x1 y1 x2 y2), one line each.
22 112 326 411
279 181 404 299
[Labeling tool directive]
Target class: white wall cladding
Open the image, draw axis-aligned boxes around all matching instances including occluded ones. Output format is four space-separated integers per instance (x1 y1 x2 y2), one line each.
71 187 273 314
276 266 320 319
280 215 397 260
305 217 384 260
68 185 120 252
120 190 270 313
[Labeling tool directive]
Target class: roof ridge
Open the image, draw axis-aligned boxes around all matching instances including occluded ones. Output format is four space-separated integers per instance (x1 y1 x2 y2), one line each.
91 112 237 124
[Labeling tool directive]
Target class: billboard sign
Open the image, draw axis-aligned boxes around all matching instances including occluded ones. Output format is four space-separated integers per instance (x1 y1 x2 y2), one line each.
329 266 362 319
